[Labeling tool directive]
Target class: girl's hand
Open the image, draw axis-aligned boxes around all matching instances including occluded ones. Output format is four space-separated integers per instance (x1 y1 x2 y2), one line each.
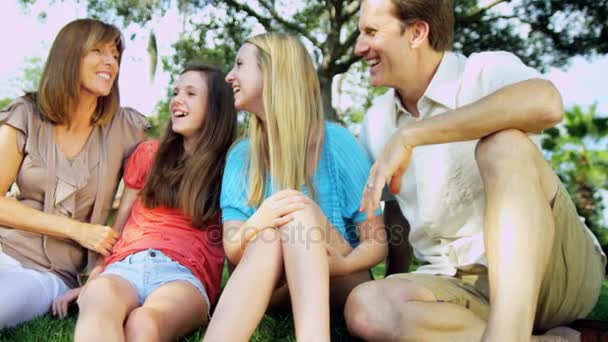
69 222 118 256
248 189 312 230
52 288 81 318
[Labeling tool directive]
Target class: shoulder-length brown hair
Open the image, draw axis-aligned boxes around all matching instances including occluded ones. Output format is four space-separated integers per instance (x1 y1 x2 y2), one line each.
139 64 238 228
33 18 124 127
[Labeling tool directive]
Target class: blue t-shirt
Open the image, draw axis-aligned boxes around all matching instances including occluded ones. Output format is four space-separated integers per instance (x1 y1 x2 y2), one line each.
220 121 381 246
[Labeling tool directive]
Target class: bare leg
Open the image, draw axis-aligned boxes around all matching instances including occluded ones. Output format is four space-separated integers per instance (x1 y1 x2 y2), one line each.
203 229 283 342
270 203 371 315
345 278 485 341
383 200 412 276
269 270 371 311
346 277 577 342
124 281 207 342
346 130 564 342
75 275 140 342
280 204 335 342
476 130 558 341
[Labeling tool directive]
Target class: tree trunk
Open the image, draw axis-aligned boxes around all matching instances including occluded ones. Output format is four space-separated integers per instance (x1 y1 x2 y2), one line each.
318 73 338 122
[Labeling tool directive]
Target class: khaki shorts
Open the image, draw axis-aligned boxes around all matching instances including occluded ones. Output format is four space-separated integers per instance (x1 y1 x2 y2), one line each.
389 183 606 331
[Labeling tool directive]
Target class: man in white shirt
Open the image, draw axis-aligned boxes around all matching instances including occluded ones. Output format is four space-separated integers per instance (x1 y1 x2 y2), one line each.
344 0 606 341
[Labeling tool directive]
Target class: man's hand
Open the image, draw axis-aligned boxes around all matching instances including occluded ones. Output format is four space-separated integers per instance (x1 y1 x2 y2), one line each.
360 132 413 220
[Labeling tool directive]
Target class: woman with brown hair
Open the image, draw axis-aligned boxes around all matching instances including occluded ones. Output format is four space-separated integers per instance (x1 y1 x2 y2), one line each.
64 64 237 341
0 18 148 328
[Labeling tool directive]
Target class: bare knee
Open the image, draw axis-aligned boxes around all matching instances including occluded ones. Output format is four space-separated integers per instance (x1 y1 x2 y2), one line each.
282 211 324 247
476 129 537 167
344 281 393 340
345 278 440 340
476 129 558 201
77 277 124 311
125 308 162 341
475 129 543 177
284 202 344 252
246 228 283 261
289 203 324 231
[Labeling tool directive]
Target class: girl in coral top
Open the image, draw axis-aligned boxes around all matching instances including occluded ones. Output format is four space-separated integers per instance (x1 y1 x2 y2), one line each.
53 64 237 341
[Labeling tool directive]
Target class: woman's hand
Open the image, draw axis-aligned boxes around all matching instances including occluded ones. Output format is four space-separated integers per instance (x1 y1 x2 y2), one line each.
68 222 118 256
51 288 81 318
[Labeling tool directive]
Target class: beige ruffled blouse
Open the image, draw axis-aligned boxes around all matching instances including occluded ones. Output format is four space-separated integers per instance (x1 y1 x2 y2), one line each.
0 97 149 288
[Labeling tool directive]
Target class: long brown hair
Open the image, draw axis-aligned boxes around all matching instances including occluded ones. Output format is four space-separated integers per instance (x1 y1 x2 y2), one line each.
139 64 238 228
31 18 124 127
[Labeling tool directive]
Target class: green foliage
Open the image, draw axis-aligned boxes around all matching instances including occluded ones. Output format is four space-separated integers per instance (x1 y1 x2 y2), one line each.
0 98 12 110
19 0 608 72
587 281 608 321
20 0 607 123
454 0 608 71
20 57 43 93
146 98 170 138
147 30 158 81
542 104 608 250
0 56 42 105
162 10 251 79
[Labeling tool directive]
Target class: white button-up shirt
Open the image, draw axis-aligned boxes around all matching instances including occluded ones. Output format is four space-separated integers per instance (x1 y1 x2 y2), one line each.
360 51 548 275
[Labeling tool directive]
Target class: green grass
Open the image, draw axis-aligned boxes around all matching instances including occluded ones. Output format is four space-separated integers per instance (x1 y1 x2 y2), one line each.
585 281 608 321
0 262 605 342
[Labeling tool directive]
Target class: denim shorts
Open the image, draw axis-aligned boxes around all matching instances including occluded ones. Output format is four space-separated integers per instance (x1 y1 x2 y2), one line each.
101 249 210 316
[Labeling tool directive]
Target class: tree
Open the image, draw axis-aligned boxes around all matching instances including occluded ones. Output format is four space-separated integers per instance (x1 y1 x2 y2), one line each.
542 104 608 253
19 57 43 94
20 0 608 122
0 56 43 108
0 98 11 110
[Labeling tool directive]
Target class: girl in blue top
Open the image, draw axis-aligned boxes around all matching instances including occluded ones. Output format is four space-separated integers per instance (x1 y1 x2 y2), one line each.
203 33 386 342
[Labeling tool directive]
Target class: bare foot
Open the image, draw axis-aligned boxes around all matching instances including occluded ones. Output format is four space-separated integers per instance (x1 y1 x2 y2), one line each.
531 326 581 342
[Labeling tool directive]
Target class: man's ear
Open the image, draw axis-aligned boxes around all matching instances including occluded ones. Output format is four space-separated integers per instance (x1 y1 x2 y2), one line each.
409 21 430 48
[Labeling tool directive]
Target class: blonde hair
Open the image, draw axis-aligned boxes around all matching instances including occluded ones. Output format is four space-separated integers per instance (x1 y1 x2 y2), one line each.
246 33 324 206
36 18 124 127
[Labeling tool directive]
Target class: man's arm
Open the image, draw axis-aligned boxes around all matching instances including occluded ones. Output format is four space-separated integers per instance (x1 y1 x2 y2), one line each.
399 78 563 148
361 78 563 219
